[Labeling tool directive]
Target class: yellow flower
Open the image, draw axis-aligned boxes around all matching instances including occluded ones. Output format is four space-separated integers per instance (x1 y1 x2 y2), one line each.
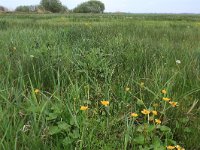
131 113 138 117
34 89 40 94
166 146 175 150
152 110 158 116
101 100 109 107
161 89 167 94
141 109 150 115
169 101 178 107
155 119 161 124
125 87 130 92
162 97 171 102
175 145 183 150
80 106 88 111
173 145 185 150
13 47 16 51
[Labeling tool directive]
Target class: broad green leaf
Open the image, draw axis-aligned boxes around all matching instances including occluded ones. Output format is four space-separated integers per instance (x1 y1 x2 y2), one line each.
167 139 177 145
46 113 58 121
62 137 73 145
159 125 171 132
137 125 145 132
146 125 155 132
48 126 61 135
69 129 80 139
57 122 70 131
179 118 189 123
184 127 191 133
134 135 145 145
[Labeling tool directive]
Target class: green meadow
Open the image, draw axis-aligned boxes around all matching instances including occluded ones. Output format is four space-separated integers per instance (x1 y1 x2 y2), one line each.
0 13 200 149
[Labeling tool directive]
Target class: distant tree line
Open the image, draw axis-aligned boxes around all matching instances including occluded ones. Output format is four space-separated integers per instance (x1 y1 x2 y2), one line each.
0 0 105 13
15 5 41 12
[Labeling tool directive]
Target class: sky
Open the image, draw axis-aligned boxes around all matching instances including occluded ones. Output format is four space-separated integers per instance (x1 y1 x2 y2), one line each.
0 0 199 13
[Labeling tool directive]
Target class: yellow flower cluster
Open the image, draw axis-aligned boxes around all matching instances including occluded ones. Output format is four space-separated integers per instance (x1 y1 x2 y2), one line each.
161 89 178 107
155 119 161 124
167 145 185 150
169 101 178 107
80 100 110 111
141 109 150 115
131 109 161 124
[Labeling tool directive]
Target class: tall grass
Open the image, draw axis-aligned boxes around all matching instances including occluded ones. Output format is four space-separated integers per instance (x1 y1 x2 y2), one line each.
0 13 200 149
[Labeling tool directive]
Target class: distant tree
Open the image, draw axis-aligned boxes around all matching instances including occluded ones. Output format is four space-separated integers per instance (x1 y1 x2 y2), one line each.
73 0 105 13
36 5 46 13
40 0 63 13
61 5 69 13
0 5 8 12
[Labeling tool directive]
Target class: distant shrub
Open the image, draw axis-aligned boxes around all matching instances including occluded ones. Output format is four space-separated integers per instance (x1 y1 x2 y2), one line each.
15 6 30 12
40 0 63 13
73 0 105 13
15 5 46 13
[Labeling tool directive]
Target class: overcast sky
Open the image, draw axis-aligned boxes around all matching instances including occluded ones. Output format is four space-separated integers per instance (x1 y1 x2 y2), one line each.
0 0 199 13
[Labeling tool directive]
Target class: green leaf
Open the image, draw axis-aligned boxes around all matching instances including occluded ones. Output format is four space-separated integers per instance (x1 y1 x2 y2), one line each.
137 99 144 106
146 125 155 132
134 135 145 145
159 125 171 132
137 125 145 132
154 146 165 150
51 105 62 114
62 137 73 145
175 121 180 129
179 118 189 123
69 129 80 139
83 100 91 105
57 122 70 131
184 127 191 133
46 113 58 121
151 137 165 150
48 126 61 135
70 118 75 125
167 139 177 145
152 137 161 147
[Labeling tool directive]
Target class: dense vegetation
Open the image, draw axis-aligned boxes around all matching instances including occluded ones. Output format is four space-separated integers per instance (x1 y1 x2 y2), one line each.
73 0 105 13
40 0 63 13
15 5 40 12
0 13 200 149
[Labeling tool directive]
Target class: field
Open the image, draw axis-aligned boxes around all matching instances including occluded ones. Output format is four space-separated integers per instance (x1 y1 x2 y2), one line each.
0 13 200 149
